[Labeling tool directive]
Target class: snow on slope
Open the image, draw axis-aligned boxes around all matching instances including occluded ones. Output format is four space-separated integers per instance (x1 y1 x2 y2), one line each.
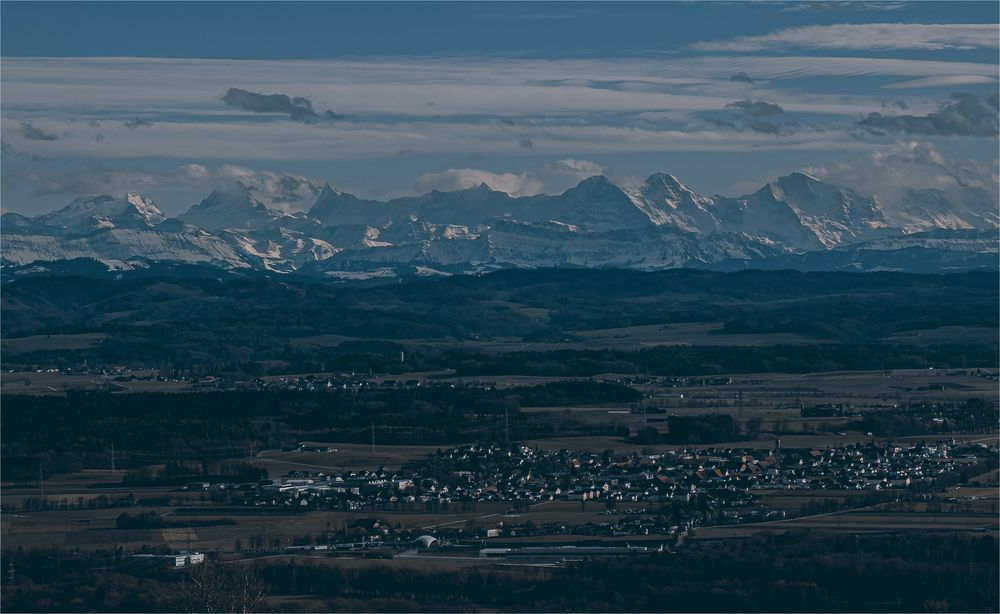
1 227 252 268
178 189 279 231
2 171 995 274
32 193 166 233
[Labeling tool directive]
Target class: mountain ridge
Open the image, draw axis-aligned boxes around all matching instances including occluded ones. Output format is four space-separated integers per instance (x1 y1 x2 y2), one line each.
3 170 996 276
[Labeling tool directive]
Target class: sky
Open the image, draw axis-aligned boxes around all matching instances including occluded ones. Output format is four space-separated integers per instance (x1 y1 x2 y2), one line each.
1 1 998 216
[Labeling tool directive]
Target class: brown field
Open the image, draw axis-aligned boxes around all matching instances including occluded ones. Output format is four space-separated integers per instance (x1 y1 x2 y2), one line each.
0 497 621 554
1 332 109 353
0 371 191 395
288 321 835 357
887 326 999 346
284 322 999 359
254 443 456 473
693 511 999 539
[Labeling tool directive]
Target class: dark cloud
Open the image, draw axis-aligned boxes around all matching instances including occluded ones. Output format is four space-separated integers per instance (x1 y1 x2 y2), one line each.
726 99 784 117
882 99 909 110
858 93 999 137
221 87 341 122
269 174 322 205
987 93 999 111
781 1 905 11
88 120 102 127
20 122 60 141
730 72 754 84
1 140 45 161
745 120 782 134
706 118 738 130
5 163 321 210
519 139 534 149
123 117 153 129
500 119 516 126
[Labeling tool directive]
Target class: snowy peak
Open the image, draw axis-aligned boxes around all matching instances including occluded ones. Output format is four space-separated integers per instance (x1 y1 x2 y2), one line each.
410 182 512 226
643 171 689 194
2 168 995 275
308 184 382 226
540 175 650 230
178 189 276 231
33 193 165 233
123 192 165 222
565 175 620 197
623 172 719 232
744 172 886 248
884 188 993 234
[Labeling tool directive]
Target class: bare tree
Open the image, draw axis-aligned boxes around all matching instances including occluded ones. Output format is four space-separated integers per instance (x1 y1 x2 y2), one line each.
179 562 266 613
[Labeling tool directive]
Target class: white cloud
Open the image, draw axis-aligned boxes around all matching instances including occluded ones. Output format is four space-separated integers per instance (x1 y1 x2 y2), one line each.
413 169 543 197
4 54 996 165
884 75 998 89
693 23 1000 52
6 55 983 122
215 164 321 208
0 115 875 161
806 140 998 206
544 159 605 176
4 163 321 210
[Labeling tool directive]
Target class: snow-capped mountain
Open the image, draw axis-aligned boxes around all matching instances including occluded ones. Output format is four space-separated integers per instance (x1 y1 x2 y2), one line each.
3 170 996 276
624 172 719 233
32 193 166 234
884 187 1000 234
714 172 887 249
178 189 278 231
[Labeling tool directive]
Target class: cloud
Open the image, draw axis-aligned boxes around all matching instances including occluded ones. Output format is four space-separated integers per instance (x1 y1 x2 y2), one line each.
694 23 1000 52
20 121 60 141
713 99 791 134
123 117 153 129
6 164 208 197
806 140 998 208
706 118 738 130
221 87 342 122
857 92 999 137
725 99 784 117
518 139 534 149
882 100 909 110
779 1 907 11
413 168 543 197
1 140 45 161
215 164 322 208
6 163 322 210
884 75 998 89
4 54 948 165
744 120 783 134
730 72 754 84
544 159 605 176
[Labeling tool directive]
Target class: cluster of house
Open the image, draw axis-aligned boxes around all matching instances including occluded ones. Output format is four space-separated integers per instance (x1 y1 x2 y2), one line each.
131 551 205 569
241 439 995 528
229 375 501 393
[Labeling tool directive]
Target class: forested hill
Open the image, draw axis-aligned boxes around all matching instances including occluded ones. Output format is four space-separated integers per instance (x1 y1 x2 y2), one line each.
1 268 996 375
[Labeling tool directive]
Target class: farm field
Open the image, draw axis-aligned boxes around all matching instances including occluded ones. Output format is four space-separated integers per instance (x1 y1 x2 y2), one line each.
0 370 191 394
255 444 457 474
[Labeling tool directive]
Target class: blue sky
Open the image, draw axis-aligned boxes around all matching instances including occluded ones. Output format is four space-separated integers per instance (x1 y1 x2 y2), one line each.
2 1 997 215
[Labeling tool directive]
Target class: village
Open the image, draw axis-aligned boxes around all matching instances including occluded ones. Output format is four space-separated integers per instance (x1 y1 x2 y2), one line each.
196 438 998 553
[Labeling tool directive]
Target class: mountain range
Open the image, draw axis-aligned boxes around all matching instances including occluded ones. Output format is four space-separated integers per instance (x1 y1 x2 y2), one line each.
2 171 997 277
